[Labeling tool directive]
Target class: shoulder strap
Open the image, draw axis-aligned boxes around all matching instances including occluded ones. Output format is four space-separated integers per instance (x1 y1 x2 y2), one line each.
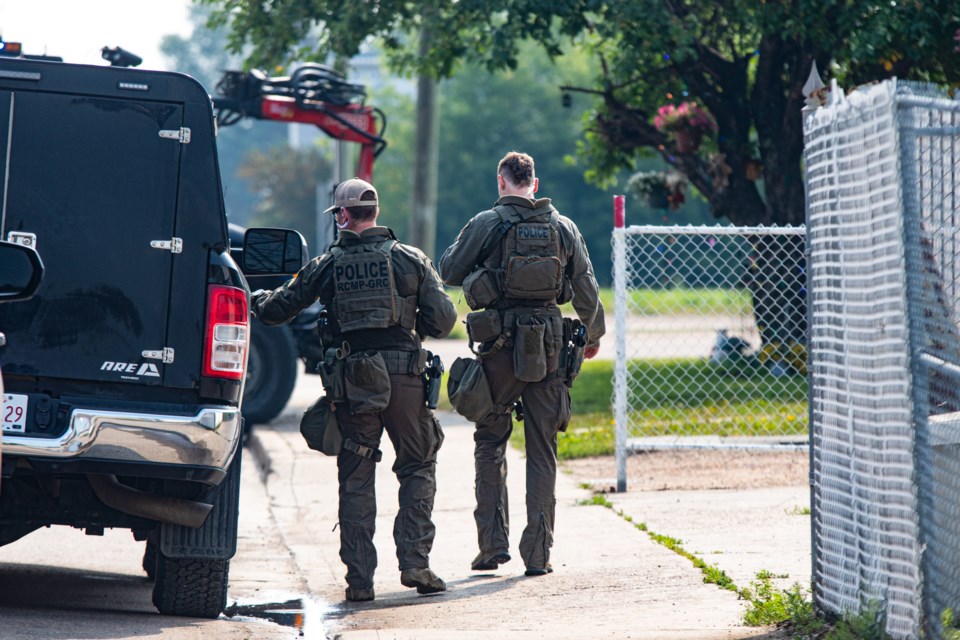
479 206 518 256
376 238 398 257
493 207 517 237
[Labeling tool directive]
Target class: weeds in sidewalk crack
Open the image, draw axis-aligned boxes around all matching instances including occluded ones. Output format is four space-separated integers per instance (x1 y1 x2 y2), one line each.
578 491 847 636
577 492 735 591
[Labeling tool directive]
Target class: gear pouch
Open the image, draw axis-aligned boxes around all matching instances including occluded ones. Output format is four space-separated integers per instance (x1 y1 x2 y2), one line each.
514 316 547 382
503 255 563 300
344 351 391 414
300 396 343 456
462 268 500 310
465 309 502 344
447 357 495 423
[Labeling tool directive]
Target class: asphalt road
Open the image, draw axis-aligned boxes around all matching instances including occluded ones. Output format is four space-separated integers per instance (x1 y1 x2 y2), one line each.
0 447 303 640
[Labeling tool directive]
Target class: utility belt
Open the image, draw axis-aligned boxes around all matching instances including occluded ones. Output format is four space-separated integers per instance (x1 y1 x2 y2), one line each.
320 343 429 405
318 344 441 462
464 306 583 384
448 310 585 425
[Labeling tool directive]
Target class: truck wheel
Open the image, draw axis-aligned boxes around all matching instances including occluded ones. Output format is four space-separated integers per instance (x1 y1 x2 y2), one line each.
152 453 242 618
152 556 230 618
243 319 298 425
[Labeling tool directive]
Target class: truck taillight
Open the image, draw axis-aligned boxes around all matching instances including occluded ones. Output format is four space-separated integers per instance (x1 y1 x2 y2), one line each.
202 285 249 380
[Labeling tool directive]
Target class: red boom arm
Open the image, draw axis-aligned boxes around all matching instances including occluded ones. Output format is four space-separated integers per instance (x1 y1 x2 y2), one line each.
257 96 380 182
212 67 387 183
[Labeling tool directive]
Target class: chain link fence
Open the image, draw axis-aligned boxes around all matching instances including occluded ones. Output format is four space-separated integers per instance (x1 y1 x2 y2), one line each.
804 78 960 639
611 224 808 490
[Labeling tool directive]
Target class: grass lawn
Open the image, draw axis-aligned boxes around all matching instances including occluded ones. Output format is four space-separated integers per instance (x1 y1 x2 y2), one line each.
438 286 805 459
443 286 747 319
510 358 807 460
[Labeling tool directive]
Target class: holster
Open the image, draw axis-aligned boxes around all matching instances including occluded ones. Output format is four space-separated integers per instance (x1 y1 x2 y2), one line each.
319 341 349 402
561 318 586 387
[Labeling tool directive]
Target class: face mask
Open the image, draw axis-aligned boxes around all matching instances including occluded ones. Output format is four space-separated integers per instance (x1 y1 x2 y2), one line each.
336 210 349 229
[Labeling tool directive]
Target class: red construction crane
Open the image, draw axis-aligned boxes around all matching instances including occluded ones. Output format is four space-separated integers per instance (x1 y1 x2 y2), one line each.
212 64 387 182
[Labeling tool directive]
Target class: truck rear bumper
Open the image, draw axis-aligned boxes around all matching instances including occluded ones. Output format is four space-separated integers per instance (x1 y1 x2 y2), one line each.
2 407 241 472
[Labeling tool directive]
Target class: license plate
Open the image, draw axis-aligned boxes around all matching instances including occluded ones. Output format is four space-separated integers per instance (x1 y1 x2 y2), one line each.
2 393 28 433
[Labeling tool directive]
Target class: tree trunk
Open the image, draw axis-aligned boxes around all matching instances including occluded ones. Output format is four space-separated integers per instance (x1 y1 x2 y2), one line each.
411 25 439 258
592 38 811 352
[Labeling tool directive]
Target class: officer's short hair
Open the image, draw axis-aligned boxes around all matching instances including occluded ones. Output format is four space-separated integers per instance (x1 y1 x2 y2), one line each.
346 190 378 221
324 178 379 221
498 151 535 188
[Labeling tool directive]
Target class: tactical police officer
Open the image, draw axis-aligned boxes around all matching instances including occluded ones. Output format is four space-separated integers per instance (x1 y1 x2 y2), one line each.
438 151 605 576
251 178 457 601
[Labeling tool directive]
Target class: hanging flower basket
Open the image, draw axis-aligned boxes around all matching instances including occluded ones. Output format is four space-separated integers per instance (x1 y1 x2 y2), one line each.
653 101 717 154
674 128 703 153
627 170 687 211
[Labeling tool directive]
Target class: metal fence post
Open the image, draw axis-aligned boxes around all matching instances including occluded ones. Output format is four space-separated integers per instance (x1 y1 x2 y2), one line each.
613 195 628 492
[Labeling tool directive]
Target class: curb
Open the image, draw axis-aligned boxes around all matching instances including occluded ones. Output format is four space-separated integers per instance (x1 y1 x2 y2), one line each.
245 432 274 484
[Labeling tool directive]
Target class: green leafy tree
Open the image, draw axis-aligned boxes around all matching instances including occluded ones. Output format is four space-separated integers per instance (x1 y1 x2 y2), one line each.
199 0 958 226
198 0 957 338
434 42 713 284
160 4 288 226
239 146 333 241
364 85 416 241
364 42 711 283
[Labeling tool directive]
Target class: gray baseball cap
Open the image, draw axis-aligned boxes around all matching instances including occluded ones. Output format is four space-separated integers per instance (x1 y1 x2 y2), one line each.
323 178 379 213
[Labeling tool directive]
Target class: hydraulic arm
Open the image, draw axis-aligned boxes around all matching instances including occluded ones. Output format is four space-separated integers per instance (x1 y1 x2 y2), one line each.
213 64 387 181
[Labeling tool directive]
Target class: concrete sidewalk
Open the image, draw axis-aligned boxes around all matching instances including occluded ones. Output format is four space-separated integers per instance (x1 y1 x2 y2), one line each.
248 400 801 639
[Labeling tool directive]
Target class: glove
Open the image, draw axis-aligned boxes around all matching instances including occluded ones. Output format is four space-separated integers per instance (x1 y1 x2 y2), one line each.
249 289 269 316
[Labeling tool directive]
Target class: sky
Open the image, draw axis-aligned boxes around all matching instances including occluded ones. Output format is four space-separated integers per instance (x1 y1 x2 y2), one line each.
0 0 192 71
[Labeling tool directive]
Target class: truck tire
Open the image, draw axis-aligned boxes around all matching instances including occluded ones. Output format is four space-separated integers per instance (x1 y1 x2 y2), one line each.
152 452 242 618
152 556 230 618
243 319 298 425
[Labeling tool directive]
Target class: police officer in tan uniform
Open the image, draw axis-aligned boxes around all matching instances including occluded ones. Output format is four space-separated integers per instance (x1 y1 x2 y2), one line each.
251 178 457 602
439 151 605 576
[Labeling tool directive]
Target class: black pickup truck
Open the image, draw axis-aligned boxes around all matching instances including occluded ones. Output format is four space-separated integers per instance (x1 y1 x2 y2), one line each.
0 57 304 618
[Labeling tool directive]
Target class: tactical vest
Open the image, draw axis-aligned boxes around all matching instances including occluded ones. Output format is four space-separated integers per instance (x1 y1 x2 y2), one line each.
330 239 406 333
497 206 565 302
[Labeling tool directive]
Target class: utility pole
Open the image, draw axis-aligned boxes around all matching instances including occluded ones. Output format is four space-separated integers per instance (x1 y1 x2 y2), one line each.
411 24 439 259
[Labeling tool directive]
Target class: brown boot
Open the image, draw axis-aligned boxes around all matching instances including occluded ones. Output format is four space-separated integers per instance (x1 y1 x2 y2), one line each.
400 568 447 594
345 586 375 602
471 550 511 571
524 563 554 577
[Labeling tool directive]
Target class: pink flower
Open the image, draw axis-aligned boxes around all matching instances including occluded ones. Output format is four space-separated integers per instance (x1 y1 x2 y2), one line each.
653 101 717 134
